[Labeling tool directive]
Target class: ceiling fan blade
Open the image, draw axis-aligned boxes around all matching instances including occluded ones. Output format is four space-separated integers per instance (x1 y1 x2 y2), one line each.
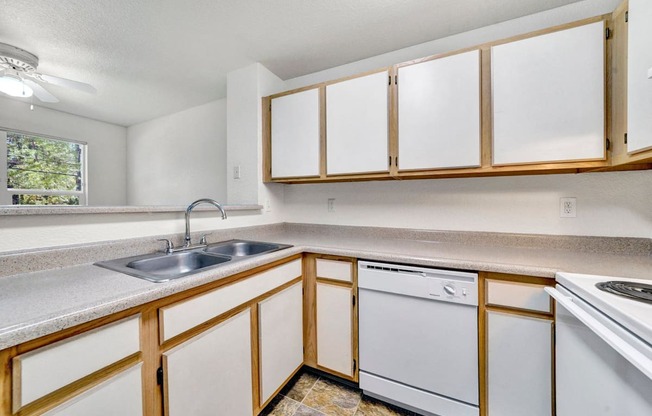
39 73 96 94
23 79 59 103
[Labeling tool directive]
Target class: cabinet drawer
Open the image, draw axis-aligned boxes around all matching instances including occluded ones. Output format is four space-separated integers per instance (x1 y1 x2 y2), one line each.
486 280 552 313
13 315 140 411
316 259 353 283
160 259 301 342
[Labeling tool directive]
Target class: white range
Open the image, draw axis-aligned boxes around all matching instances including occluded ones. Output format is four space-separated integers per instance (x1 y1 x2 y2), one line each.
548 272 652 415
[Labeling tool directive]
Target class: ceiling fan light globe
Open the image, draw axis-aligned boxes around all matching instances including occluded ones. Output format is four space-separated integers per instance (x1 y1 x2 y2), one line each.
0 76 33 98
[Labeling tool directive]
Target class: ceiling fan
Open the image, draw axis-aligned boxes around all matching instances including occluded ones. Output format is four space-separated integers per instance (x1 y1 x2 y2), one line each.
0 42 96 103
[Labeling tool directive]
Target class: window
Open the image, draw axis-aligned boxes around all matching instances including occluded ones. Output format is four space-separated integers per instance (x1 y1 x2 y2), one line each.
1 129 87 205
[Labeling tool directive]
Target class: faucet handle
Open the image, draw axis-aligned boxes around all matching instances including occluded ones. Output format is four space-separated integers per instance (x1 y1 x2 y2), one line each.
199 233 211 245
157 238 174 254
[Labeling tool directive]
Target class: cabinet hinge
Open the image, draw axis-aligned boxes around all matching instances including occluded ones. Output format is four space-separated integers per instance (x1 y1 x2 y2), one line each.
353 359 357 373
625 10 628 23
624 133 628 144
606 138 611 151
352 295 356 307
388 156 392 167
157 366 164 385
395 156 398 167
394 75 398 85
388 75 392 85
605 27 611 39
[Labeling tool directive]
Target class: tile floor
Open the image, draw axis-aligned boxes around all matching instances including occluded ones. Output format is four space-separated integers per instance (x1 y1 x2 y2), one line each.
262 371 417 416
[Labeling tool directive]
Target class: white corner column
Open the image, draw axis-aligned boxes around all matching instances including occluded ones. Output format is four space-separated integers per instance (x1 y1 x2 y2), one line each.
226 63 286 206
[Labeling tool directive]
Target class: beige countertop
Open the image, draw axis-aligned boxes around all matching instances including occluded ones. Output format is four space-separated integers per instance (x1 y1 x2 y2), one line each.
1 223 650 350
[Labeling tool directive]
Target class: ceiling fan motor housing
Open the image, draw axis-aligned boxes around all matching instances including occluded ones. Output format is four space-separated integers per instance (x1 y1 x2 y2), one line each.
0 43 39 72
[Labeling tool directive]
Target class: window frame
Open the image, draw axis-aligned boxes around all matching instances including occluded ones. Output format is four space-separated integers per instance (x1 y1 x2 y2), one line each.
1 128 88 206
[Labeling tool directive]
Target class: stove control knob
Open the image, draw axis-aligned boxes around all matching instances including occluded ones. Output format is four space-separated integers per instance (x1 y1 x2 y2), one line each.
443 284 456 296
463 288 468 297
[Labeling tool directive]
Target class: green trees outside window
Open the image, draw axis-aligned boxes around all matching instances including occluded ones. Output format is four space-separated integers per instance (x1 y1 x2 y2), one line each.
5 131 85 205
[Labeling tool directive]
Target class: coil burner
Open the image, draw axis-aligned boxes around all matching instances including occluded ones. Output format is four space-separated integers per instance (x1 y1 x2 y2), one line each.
596 281 652 304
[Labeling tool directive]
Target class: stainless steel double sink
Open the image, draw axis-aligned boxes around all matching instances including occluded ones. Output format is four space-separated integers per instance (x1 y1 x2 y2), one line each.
95 239 292 283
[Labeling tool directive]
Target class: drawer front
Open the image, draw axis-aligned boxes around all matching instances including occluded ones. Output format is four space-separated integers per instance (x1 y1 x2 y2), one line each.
13 315 141 411
486 280 551 313
160 259 302 342
316 259 353 283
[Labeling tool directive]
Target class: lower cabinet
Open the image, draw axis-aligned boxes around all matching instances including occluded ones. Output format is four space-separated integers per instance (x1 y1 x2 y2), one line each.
44 364 143 416
304 255 358 381
158 256 304 416
486 311 553 416
163 309 253 416
258 283 304 406
481 273 554 416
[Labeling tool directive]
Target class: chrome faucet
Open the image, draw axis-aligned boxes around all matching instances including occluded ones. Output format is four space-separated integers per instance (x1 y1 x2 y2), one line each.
184 198 227 247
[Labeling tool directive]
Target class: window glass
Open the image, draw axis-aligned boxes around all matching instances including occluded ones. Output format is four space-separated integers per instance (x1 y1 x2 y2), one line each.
3 131 86 205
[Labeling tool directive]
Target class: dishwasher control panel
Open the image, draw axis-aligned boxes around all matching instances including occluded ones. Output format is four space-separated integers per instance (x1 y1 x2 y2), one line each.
359 261 478 306
428 278 475 302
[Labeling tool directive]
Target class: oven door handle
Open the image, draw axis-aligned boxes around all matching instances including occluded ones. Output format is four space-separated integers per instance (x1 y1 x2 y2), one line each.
545 287 652 380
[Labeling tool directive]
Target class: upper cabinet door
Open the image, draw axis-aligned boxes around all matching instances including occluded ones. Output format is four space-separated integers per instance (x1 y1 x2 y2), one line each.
398 50 481 170
326 71 389 175
628 0 652 153
492 21 605 165
271 88 320 178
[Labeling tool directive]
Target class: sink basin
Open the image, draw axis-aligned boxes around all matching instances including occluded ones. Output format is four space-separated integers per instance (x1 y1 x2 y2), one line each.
126 252 231 279
94 239 292 283
96 251 231 283
204 240 289 257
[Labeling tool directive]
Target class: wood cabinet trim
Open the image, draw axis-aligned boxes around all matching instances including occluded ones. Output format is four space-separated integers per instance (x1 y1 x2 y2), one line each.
315 277 353 288
250 304 261 415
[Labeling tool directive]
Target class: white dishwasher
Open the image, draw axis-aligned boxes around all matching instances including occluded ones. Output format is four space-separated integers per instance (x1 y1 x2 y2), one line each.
358 261 479 416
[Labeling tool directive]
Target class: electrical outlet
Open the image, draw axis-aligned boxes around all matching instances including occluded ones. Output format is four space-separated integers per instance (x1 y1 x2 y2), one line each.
327 198 335 212
560 197 577 218
265 199 271 212
233 165 241 179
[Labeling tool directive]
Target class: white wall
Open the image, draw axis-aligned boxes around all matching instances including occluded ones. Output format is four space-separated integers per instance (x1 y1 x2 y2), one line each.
285 0 621 89
127 99 227 205
0 96 127 205
283 171 652 238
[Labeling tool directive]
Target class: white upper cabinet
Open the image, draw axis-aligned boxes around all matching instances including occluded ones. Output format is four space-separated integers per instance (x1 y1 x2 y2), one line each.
627 0 652 153
398 50 481 170
326 71 389 175
271 88 320 178
492 22 605 165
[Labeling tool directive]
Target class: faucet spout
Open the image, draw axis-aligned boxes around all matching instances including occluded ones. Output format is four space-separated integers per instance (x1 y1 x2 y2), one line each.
184 198 227 247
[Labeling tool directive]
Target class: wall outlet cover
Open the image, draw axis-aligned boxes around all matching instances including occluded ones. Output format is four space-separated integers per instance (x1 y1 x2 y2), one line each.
560 197 577 218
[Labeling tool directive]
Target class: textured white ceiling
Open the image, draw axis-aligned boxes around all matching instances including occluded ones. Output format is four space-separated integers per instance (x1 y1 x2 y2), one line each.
0 0 583 126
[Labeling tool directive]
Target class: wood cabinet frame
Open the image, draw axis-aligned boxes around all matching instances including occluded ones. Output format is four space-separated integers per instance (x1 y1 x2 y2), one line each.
303 254 358 382
264 69 394 183
262 13 651 185
478 272 556 416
